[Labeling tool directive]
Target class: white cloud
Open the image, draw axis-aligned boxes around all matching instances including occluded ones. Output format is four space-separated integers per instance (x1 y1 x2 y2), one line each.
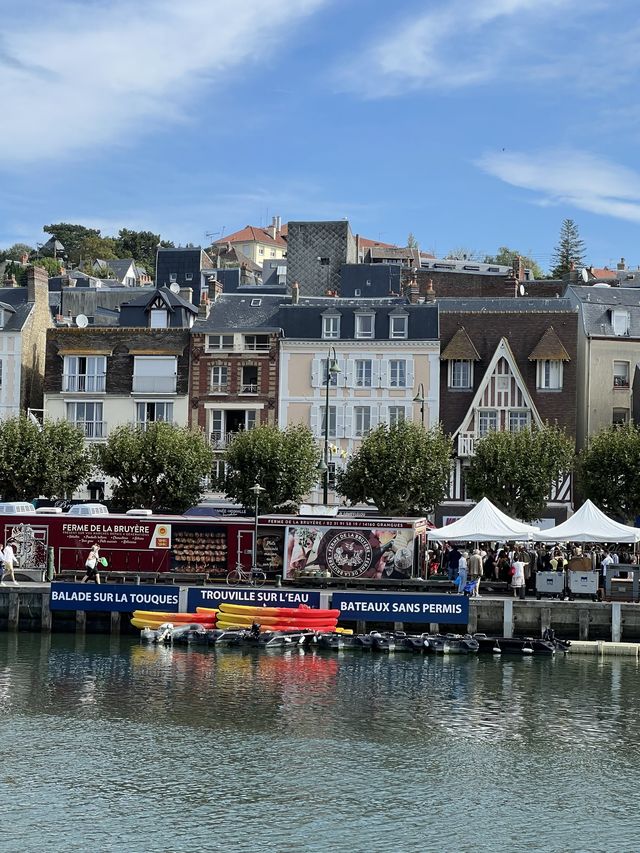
0 0 327 164
339 0 603 96
477 149 640 223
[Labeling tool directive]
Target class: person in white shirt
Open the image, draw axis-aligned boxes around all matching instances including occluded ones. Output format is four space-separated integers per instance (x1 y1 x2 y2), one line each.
511 551 526 599
456 552 468 593
81 544 101 584
1 542 17 584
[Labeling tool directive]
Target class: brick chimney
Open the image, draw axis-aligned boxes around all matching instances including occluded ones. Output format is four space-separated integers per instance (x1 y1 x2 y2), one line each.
407 269 419 304
207 277 223 302
198 293 210 320
179 286 193 304
291 281 300 305
514 255 525 281
617 257 626 271
425 278 436 303
3 274 17 287
27 265 48 305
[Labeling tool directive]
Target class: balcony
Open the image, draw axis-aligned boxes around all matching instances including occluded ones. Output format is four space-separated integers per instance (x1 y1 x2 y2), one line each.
132 376 177 393
74 421 107 439
63 374 106 393
209 384 228 395
210 431 234 449
239 383 258 395
457 432 476 457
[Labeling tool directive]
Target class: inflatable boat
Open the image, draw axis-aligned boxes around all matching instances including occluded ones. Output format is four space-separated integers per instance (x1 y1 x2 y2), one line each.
425 634 479 654
472 634 562 655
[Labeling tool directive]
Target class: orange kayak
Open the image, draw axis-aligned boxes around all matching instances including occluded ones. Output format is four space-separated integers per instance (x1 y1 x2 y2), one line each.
133 610 216 624
214 604 340 619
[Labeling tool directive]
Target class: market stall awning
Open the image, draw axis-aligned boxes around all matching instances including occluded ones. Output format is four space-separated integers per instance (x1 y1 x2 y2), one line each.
536 499 640 544
428 497 540 542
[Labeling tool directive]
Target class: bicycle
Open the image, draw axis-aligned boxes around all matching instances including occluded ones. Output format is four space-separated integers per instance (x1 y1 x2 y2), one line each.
226 564 266 587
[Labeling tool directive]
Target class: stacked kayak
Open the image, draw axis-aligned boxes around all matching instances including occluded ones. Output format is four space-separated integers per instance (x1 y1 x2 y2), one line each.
131 610 218 631
206 603 340 633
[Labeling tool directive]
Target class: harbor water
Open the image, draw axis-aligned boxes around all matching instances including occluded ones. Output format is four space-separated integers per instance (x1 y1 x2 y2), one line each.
1 634 638 853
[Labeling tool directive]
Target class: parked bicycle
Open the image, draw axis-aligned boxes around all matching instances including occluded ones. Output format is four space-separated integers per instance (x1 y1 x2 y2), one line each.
226 564 266 587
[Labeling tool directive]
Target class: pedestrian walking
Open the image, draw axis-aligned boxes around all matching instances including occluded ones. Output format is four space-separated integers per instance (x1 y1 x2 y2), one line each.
1 541 18 585
511 551 526 599
468 548 483 597
456 551 468 593
81 544 102 584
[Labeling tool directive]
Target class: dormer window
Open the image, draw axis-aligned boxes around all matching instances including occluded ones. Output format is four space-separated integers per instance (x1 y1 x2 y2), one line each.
150 308 168 328
355 313 375 339
389 314 408 339
322 315 340 339
612 310 630 336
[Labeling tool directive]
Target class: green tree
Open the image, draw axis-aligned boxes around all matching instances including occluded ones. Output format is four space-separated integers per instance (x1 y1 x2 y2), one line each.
0 243 33 262
33 257 64 277
445 246 484 261
406 232 418 249
465 425 574 521
42 223 117 267
336 421 453 515
224 424 319 513
578 423 640 522
0 417 92 501
550 218 586 278
3 261 27 286
114 228 173 274
97 422 214 512
484 246 545 279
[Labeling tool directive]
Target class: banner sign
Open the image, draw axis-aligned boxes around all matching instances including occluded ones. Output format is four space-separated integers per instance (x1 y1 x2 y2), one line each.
187 586 321 611
284 524 416 581
331 592 469 624
50 582 179 612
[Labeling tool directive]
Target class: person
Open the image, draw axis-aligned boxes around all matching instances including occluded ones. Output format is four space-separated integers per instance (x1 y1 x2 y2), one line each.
448 545 461 583
511 551 526 599
81 544 101 584
601 550 614 587
468 548 483 597
456 551 468 593
1 541 17 585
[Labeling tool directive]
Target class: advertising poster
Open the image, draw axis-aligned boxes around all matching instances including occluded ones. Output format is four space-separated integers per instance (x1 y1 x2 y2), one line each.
284 524 415 580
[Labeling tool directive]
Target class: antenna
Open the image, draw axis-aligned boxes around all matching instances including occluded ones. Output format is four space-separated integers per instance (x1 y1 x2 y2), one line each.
75 314 89 328
169 282 181 294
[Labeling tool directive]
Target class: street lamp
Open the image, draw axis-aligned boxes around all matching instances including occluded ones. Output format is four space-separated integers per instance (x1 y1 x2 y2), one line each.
317 346 340 504
251 483 266 570
413 383 425 427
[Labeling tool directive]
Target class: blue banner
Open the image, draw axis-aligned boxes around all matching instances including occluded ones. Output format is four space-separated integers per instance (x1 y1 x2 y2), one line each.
330 592 469 624
50 582 180 612
187 586 321 611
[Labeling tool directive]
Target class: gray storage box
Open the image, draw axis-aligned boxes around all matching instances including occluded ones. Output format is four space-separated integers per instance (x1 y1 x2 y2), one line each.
568 570 599 598
536 571 565 598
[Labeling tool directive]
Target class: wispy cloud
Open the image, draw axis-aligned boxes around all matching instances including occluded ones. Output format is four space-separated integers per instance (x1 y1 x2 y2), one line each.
0 0 327 165
477 149 640 223
339 0 609 96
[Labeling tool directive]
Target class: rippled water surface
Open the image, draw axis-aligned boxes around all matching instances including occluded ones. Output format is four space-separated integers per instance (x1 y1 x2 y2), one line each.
0 634 638 852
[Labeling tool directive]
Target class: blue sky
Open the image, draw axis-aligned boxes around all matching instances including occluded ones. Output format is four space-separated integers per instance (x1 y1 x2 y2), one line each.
2 0 640 272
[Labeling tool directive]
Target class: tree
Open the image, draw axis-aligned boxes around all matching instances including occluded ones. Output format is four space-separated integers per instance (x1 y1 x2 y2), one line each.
578 423 640 522
445 247 484 261
0 243 33 262
551 218 585 278
98 423 214 512
223 424 319 513
33 257 64 277
336 421 453 515
114 228 173 275
0 417 92 501
484 246 545 279
42 223 116 267
406 232 418 249
465 425 574 522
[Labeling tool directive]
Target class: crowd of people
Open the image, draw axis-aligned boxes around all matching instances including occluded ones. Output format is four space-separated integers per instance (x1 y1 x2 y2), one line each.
426 542 635 597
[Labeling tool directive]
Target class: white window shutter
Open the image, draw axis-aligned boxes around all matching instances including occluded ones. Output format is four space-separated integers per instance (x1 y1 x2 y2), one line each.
406 358 415 389
337 356 346 387
345 358 354 389
344 405 354 438
370 405 379 429
372 359 381 388
311 358 319 388
379 357 389 389
379 403 388 425
336 406 345 437
310 405 319 435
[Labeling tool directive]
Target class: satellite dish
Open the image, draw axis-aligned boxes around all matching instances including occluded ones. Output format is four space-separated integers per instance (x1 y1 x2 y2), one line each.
75 314 89 328
581 268 589 283
169 282 181 294
519 283 525 296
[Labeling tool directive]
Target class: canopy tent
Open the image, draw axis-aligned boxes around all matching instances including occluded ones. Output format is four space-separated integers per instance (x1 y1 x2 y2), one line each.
428 497 540 543
536 499 640 544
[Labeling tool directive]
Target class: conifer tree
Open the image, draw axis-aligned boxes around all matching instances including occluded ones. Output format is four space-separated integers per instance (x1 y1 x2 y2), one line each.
551 219 585 278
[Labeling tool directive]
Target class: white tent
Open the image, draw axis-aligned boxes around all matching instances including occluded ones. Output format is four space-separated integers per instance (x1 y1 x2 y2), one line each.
536 499 640 544
428 497 540 542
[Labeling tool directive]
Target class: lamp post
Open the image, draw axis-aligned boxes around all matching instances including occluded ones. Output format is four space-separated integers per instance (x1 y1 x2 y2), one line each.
317 346 341 504
413 383 425 427
251 483 265 570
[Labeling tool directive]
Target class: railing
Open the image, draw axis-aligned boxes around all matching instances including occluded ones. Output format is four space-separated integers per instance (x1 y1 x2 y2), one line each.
74 421 107 439
210 431 233 449
62 374 106 393
457 432 476 457
243 340 270 352
132 376 177 393
240 383 258 394
209 384 228 394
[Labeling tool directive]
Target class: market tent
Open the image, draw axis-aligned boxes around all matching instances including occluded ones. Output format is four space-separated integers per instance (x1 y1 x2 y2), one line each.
428 497 540 543
536 499 640 544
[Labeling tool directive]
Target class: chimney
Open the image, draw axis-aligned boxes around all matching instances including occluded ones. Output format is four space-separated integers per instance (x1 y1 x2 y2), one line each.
407 269 419 304
425 278 436 303
207 277 223 302
291 280 300 305
275 215 282 233
3 274 17 287
27 264 48 305
267 224 276 239
618 257 626 270
504 268 518 296
514 255 525 281
179 286 193 304
198 293 210 320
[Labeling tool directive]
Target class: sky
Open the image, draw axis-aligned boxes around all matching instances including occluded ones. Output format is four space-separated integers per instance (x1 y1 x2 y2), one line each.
2 0 640 272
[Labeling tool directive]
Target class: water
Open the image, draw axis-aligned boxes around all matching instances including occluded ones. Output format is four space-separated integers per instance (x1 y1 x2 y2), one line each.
0 634 638 853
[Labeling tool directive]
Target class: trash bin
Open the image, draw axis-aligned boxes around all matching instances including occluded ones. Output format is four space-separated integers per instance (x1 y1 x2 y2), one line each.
568 570 599 601
536 570 566 600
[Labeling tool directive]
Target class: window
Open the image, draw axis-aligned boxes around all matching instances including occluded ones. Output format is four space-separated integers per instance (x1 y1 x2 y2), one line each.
241 365 258 393
322 315 340 339
149 309 168 329
169 273 177 282
354 406 371 437
388 406 405 427
320 406 337 438
327 461 337 489
537 359 563 390
612 310 630 336
210 365 228 393
258 247 264 256
389 359 406 388
270 250 276 258
478 410 498 437
67 401 105 439
207 334 234 351
250 298 262 307
243 334 269 351
449 360 472 389
319 257 330 265
389 314 408 339
614 361 630 388
246 410 257 430
355 359 372 387
63 356 106 392
322 359 338 386
613 408 630 426
136 401 174 427
132 356 177 393
185 272 193 281
509 411 530 432
355 314 375 339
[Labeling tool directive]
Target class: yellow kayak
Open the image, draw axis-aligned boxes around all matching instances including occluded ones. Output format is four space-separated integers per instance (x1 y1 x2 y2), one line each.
218 603 339 619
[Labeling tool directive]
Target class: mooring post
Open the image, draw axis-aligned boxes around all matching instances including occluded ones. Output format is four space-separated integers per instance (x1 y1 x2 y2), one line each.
503 599 514 638
7 592 19 631
41 592 52 632
611 602 622 643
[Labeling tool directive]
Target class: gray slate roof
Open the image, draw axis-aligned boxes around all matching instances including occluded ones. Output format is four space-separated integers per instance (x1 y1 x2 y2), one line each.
94 258 136 281
122 285 197 314
279 298 438 340
568 285 640 337
0 286 34 331
196 294 288 333
437 297 575 313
